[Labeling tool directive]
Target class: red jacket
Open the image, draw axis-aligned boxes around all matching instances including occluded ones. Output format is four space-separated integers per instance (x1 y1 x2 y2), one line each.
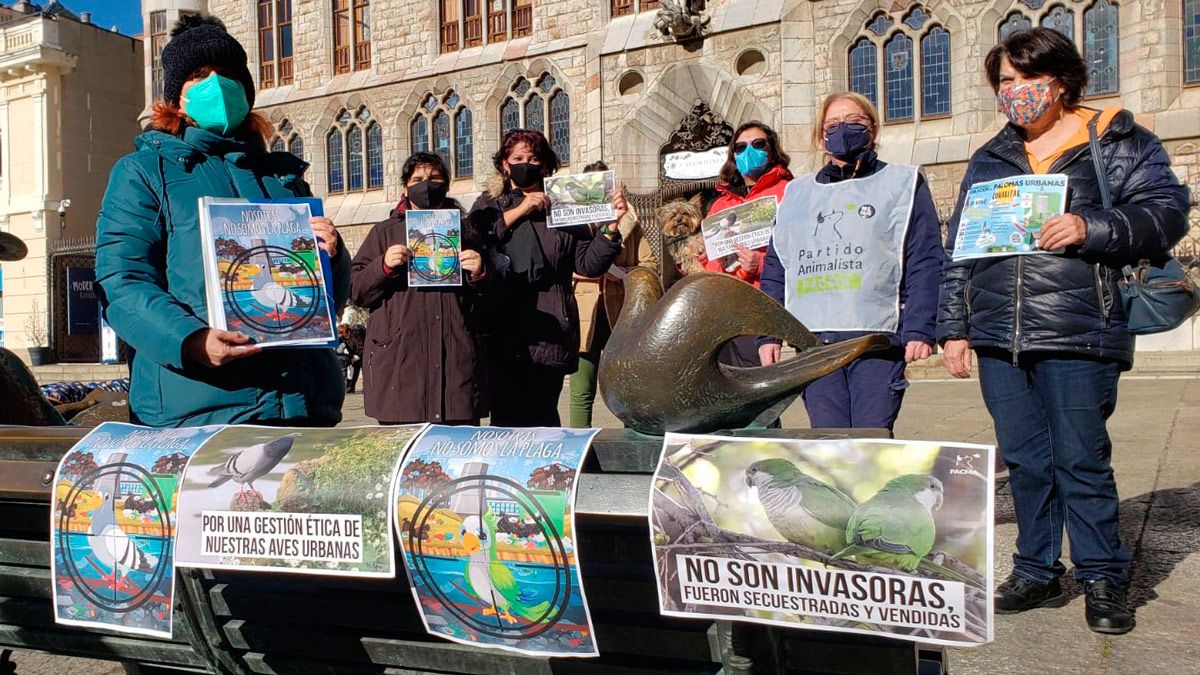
703 164 794 285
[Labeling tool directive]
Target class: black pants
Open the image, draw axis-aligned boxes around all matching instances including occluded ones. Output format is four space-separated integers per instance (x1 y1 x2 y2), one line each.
490 358 567 427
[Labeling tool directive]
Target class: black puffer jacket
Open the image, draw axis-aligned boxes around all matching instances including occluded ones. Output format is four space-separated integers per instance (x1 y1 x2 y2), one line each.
937 109 1191 365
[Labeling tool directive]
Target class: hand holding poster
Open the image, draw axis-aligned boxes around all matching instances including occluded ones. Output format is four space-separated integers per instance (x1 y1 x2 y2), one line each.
545 171 617 228
51 423 221 637
198 197 337 347
650 434 994 647
952 174 1069 260
702 196 778 260
393 425 600 657
174 425 424 577
407 210 463 288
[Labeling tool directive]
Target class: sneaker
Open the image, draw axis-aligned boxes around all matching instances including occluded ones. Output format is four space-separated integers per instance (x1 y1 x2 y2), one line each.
1084 579 1134 635
994 573 1067 614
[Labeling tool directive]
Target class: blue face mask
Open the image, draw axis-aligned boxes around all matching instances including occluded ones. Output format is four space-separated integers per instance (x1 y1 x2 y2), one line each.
735 144 770 178
824 123 872 161
183 73 250 136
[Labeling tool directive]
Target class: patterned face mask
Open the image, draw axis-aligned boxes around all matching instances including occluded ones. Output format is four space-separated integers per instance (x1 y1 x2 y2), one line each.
996 80 1057 127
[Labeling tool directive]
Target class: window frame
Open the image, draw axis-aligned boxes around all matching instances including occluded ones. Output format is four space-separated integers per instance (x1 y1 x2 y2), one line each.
270 119 306 162
994 0 1122 99
411 90 475 181
1186 0 1200 85
150 10 168 102
327 107 383 194
498 73 570 166
845 6 952 124
441 0 530 51
333 0 371 74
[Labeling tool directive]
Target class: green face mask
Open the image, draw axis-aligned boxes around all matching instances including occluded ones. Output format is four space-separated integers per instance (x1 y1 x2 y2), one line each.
182 73 249 136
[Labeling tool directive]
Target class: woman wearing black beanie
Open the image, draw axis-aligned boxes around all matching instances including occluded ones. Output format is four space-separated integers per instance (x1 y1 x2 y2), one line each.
95 14 352 428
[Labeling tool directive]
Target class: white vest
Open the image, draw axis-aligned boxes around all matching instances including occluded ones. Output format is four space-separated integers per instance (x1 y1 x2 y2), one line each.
773 163 918 332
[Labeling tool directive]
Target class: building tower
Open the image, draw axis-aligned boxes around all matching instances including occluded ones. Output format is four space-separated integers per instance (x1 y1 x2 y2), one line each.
139 0 208 126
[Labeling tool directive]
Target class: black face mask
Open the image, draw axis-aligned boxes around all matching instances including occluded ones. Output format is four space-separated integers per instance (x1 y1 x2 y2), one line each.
406 179 448 210
508 162 543 189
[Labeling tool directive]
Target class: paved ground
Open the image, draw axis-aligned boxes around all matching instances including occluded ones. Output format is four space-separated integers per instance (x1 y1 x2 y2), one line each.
8 375 1198 674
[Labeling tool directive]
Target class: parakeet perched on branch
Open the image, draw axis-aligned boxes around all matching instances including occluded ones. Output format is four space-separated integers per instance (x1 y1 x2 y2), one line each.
833 474 944 572
745 458 859 555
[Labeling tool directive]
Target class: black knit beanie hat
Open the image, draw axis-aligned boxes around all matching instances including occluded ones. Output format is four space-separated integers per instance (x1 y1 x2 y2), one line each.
161 14 256 108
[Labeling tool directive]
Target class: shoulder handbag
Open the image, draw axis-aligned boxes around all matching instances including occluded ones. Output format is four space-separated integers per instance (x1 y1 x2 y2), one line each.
1087 113 1200 335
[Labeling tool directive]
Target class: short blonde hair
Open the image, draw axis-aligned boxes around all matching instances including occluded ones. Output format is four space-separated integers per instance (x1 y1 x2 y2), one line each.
812 91 880 151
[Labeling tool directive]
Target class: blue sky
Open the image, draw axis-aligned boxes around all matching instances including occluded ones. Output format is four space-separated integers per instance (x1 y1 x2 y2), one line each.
14 0 143 37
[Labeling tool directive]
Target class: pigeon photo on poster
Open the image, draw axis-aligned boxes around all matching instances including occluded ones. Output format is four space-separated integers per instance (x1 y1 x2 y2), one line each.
174 425 424 577
50 423 221 638
544 171 616 228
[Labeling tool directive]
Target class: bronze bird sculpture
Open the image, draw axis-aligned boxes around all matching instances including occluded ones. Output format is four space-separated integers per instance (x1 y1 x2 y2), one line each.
598 270 889 434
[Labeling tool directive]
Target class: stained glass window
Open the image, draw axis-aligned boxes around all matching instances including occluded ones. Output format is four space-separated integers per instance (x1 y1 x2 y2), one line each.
1187 0 1200 83
921 26 951 117
849 37 878 107
366 122 383 189
433 110 452 171
525 95 544 133
539 74 556 92
867 12 892 36
445 90 460 108
884 33 914 121
1040 5 1074 41
501 97 520 134
347 125 364 191
1084 0 1119 95
424 95 438 112
289 136 304 161
904 7 929 31
999 12 1033 42
271 136 285 153
411 116 429 153
327 129 344 193
513 77 531 96
549 90 570 164
1020 0 1047 9
455 108 474 177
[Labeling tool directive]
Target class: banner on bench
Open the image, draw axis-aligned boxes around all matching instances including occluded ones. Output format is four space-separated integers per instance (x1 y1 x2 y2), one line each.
649 434 995 647
393 425 600 657
174 425 424 577
50 423 221 638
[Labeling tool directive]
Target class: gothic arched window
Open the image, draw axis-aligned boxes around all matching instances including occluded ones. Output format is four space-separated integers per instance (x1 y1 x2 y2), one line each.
1186 0 1200 83
1083 0 1119 95
326 106 381 194
498 73 571 164
270 118 304 161
411 89 474 179
995 0 1121 97
847 6 949 122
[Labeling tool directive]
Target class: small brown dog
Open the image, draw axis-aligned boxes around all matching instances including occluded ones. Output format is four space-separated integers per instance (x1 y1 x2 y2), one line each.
656 194 707 276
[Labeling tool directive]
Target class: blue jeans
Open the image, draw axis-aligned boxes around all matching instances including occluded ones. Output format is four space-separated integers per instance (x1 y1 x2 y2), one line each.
977 350 1131 585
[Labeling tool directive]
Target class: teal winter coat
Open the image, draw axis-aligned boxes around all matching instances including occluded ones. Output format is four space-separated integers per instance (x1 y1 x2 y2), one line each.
96 126 350 427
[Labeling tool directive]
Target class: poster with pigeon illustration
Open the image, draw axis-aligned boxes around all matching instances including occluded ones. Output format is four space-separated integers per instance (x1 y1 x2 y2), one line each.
650 434 995 647
392 425 600 657
50 422 222 637
544 170 616 228
174 425 424 577
407 209 463 288
198 197 337 347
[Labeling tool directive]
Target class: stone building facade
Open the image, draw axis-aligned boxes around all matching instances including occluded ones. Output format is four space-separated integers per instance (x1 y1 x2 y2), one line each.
0 2 144 357
142 0 1199 345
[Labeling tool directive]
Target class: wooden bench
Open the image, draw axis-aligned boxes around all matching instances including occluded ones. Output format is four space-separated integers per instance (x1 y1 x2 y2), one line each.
0 427 944 674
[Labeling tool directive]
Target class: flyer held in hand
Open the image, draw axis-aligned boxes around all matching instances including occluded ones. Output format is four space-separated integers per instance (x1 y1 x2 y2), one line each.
544 171 617 228
952 175 1069 260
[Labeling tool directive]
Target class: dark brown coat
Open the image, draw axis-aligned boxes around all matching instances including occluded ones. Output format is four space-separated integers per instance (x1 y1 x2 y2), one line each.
468 182 622 373
350 212 489 424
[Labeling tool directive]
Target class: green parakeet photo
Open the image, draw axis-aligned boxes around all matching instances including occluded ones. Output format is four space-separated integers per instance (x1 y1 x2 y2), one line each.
745 458 859 554
833 473 944 572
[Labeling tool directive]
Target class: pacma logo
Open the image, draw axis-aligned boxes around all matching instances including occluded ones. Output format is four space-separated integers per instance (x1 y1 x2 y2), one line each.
950 452 982 475
858 204 876 218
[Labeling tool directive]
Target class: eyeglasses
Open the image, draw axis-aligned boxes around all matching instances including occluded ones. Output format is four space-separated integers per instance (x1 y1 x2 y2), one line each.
733 138 769 154
821 115 871 135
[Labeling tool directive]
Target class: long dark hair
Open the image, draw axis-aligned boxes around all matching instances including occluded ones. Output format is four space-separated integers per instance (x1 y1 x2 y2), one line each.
491 129 560 185
718 121 790 194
